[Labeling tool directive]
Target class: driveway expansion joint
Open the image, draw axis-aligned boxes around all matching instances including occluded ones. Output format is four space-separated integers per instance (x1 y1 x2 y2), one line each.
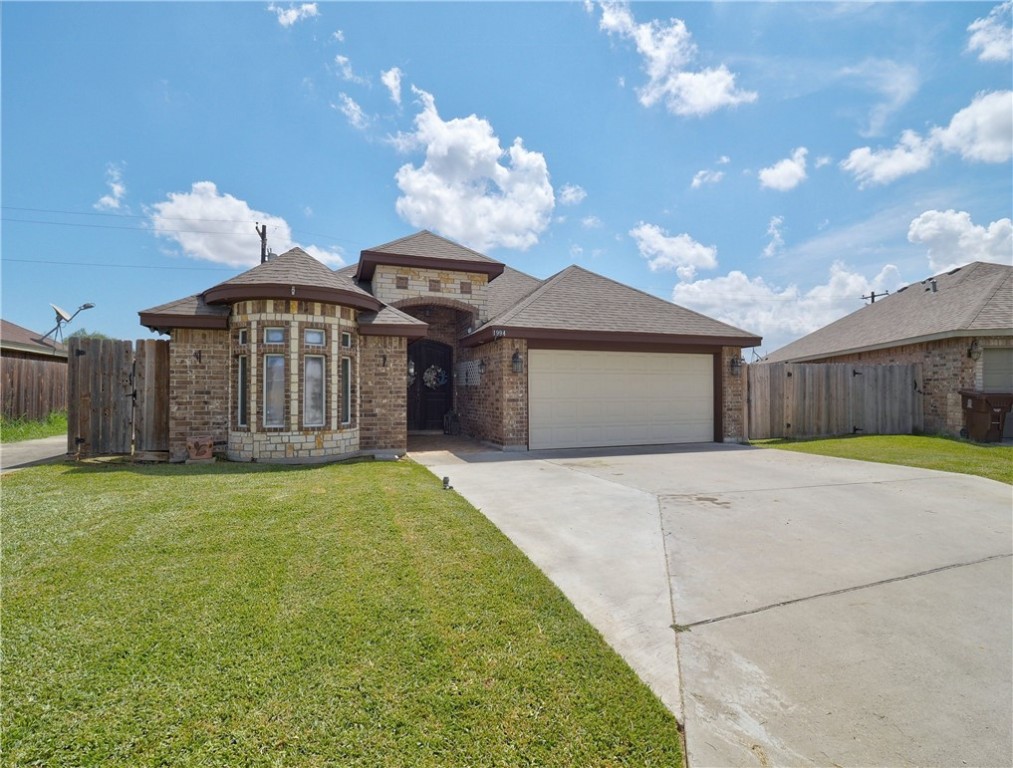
674 552 1013 630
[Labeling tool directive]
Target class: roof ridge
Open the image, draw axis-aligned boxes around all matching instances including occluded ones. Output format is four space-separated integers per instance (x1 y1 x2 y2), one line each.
965 265 1012 330
365 229 498 263
485 265 573 326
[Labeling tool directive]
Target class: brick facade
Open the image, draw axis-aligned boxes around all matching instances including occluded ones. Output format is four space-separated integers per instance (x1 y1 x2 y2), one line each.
168 328 230 462
804 335 1013 435
457 339 528 449
721 346 747 442
359 334 408 454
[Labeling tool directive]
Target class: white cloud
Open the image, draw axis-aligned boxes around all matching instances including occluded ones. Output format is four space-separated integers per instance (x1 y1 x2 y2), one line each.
815 155 832 168
762 215 784 258
672 261 902 353
381 67 403 106
94 163 127 211
268 3 318 27
393 87 554 252
759 147 808 191
559 183 587 205
691 168 724 188
332 29 345 42
840 130 934 187
930 90 1013 163
717 155 730 164
841 59 920 137
629 222 717 280
333 93 368 130
148 181 343 268
967 1 1012 62
907 209 1013 273
841 91 1013 186
334 55 366 85
581 215 603 229
596 1 756 117
570 244 584 259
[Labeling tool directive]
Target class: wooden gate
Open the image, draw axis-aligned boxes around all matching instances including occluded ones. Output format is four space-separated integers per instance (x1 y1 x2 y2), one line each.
748 362 923 440
67 338 169 457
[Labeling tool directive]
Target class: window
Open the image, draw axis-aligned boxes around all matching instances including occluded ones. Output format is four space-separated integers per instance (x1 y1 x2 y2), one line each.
304 356 325 427
264 327 285 344
264 354 285 427
238 329 248 345
341 332 352 349
304 328 325 346
237 356 249 427
341 357 352 424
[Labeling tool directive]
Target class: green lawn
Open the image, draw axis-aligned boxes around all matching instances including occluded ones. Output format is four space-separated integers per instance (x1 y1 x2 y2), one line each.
0 410 67 443
754 434 1013 485
2 460 682 767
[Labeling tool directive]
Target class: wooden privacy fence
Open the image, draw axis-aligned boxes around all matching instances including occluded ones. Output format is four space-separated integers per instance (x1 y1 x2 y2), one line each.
67 338 169 457
748 362 923 440
2 354 67 421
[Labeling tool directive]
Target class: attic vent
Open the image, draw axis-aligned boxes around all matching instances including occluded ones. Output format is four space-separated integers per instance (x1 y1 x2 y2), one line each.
896 285 908 293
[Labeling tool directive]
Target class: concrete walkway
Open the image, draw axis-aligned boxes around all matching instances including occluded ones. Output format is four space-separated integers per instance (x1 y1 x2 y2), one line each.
411 441 1012 768
0 434 68 472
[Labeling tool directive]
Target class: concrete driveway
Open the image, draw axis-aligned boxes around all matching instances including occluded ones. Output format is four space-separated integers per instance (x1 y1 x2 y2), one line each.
412 441 1012 768
0 435 68 471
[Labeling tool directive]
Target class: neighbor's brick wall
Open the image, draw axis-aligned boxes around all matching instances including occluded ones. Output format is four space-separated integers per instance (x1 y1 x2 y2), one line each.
807 336 1013 435
359 334 407 453
372 265 489 323
457 338 528 448
168 328 230 462
722 347 747 442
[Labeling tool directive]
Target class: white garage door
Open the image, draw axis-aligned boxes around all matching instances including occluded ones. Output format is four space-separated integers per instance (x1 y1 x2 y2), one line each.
528 349 714 450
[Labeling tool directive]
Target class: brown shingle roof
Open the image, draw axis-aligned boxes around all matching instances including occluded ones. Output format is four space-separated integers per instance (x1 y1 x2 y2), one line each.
138 294 230 333
486 265 543 320
468 265 761 347
1 319 66 357
765 261 1013 363
357 230 505 281
357 305 428 339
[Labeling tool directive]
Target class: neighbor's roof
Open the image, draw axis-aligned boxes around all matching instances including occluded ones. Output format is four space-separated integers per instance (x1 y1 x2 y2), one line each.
0 319 66 358
357 230 505 281
465 265 762 347
765 261 1013 363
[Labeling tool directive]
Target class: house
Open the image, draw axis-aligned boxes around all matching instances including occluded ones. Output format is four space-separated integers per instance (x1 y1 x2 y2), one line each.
139 230 761 463
764 261 1013 438
1 319 68 421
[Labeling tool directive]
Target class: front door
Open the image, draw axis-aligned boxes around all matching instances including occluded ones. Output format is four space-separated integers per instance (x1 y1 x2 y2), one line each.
408 339 453 431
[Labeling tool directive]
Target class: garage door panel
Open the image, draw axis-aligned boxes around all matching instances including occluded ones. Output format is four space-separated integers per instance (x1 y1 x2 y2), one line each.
528 350 714 449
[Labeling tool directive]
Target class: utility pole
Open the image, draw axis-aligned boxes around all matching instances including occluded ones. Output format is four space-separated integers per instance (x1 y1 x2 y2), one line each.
862 290 888 304
255 222 268 263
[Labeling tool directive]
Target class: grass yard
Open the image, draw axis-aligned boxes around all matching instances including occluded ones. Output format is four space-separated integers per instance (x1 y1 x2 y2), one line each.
2 459 682 767
0 410 67 443
754 433 1013 485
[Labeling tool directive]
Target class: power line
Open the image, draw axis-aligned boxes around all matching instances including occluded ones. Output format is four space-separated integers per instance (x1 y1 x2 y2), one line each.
4 258 235 272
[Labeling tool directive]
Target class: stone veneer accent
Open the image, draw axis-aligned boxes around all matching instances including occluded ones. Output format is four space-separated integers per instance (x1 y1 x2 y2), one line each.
372 265 489 323
225 299 361 462
803 336 1013 436
168 327 230 462
722 346 747 442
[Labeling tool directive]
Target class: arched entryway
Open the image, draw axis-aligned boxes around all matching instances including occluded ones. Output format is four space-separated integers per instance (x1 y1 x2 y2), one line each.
408 339 453 431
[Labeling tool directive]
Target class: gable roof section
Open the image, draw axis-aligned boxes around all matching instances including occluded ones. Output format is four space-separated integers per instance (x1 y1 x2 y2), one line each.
765 261 1013 363
465 265 762 348
356 230 505 281
486 265 544 320
1 319 67 358
138 294 231 334
357 304 428 339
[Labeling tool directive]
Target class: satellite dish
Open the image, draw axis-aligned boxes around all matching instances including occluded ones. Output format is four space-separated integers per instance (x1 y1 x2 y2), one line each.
40 301 95 343
51 304 72 322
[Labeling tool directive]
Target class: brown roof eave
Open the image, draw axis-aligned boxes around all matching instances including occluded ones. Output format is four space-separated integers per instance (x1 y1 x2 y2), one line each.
138 313 229 333
358 323 429 340
203 284 381 311
356 251 505 281
0 340 68 359
462 327 762 348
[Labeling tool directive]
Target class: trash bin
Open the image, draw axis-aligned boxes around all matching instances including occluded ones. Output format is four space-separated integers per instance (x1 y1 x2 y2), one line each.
959 390 1013 442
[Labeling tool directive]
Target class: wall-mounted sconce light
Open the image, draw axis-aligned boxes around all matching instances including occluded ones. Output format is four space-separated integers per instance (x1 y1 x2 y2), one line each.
408 359 416 376
730 356 743 376
968 340 982 361
478 359 487 375
381 354 388 367
512 350 523 374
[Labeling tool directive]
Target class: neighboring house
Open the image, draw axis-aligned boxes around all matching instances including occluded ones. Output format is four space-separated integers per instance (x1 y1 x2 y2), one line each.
764 261 1013 437
140 230 761 463
1 319 68 421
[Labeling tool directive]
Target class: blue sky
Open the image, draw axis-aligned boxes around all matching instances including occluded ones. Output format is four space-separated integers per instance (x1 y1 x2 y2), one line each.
3 1 1011 354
